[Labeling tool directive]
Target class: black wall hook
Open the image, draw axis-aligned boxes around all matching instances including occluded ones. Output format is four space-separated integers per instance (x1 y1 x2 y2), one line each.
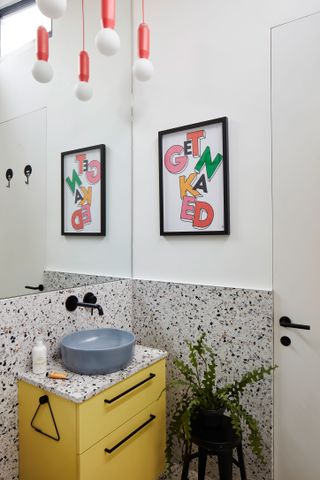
24 165 32 184
6 169 13 188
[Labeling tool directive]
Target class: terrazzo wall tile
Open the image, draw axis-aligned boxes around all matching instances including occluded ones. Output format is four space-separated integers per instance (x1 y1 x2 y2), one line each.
43 270 122 292
132 280 273 480
1 277 273 480
0 279 133 480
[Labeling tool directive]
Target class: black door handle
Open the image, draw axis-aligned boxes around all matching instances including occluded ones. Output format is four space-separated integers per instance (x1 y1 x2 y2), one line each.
25 284 44 291
279 316 310 330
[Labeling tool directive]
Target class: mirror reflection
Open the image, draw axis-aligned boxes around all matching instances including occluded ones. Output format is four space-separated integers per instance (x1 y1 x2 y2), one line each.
0 0 132 299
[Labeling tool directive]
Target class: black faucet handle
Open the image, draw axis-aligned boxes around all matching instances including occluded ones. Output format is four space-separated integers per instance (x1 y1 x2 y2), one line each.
83 292 97 304
66 295 79 312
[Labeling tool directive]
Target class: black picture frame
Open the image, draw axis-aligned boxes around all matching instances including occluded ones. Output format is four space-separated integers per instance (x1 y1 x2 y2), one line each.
158 117 229 236
61 144 106 236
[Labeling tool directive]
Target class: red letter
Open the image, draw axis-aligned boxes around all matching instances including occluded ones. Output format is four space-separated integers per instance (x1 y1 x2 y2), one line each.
187 130 205 157
71 209 84 230
193 201 214 229
76 154 87 175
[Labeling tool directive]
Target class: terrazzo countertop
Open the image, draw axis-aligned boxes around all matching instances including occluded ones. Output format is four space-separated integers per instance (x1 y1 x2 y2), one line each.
18 345 167 404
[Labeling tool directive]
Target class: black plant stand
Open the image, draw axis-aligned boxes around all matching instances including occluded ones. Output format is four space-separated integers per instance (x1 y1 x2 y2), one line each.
181 415 247 480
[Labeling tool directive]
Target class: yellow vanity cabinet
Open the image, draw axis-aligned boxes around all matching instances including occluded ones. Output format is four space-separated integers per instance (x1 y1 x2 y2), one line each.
79 396 165 480
78 358 165 453
18 359 166 480
19 381 78 480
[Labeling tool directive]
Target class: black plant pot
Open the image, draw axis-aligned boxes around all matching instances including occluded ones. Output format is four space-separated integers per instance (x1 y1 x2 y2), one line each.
196 407 225 428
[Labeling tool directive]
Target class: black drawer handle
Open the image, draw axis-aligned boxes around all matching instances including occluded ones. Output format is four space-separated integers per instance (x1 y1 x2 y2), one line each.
279 316 311 331
104 414 156 454
104 373 156 404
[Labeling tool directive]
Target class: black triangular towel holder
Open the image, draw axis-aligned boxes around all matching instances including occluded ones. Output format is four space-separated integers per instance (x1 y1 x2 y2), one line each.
31 395 60 441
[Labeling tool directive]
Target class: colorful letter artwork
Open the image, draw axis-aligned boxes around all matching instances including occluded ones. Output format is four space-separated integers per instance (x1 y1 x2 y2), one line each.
159 118 229 235
61 145 106 236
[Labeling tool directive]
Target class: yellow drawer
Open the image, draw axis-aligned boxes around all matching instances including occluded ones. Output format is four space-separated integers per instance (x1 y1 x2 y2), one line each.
18 381 78 480
77 359 166 453
79 395 166 480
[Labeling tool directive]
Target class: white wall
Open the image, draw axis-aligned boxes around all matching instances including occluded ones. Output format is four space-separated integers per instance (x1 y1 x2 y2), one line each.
132 0 320 290
2 0 320 290
0 0 132 279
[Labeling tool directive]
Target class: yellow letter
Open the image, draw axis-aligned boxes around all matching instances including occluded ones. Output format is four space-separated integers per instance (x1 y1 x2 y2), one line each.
179 173 200 199
80 186 92 206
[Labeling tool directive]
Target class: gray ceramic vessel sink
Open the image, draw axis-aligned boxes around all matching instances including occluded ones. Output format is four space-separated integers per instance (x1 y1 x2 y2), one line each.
60 328 135 375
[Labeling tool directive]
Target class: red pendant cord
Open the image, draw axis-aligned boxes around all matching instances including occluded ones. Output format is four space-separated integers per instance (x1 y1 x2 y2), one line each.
79 0 89 82
142 0 145 23
82 0 85 51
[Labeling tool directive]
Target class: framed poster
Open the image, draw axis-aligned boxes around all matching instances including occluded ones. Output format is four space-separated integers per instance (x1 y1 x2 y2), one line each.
158 117 229 235
61 144 106 236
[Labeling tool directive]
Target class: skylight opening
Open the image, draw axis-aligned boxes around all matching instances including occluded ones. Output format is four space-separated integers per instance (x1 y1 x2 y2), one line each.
0 0 51 57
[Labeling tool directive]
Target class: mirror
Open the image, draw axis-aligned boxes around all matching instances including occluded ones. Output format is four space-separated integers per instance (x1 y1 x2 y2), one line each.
0 0 132 299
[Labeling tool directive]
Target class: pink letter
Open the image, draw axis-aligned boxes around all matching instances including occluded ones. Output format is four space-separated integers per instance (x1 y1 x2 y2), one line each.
86 160 101 184
164 145 188 174
180 196 196 222
81 204 92 225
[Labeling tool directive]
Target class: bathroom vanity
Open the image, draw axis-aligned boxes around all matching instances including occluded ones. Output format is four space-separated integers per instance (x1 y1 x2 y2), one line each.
18 346 166 480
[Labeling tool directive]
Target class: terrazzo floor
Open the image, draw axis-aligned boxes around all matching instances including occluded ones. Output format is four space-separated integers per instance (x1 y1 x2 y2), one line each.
160 464 213 479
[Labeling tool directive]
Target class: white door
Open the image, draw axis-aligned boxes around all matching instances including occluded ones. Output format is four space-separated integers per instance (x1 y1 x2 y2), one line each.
272 13 320 480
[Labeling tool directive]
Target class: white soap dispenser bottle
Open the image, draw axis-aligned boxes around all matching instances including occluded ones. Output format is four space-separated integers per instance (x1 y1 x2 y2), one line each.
32 338 47 375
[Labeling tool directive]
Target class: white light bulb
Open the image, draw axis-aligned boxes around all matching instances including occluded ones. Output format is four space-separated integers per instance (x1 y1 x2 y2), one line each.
133 58 154 81
36 0 67 19
95 28 120 56
32 60 54 83
74 81 93 101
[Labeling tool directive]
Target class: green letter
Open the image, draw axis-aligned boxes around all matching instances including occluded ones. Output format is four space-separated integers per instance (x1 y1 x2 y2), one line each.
194 146 223 181
66 169 82 194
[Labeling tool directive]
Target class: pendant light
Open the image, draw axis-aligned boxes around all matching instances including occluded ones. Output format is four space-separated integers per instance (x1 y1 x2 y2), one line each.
32 26 54 83
33 0 155 92
36 0 67 19
75 0 93 101
133 0 153 81
95 0 120 56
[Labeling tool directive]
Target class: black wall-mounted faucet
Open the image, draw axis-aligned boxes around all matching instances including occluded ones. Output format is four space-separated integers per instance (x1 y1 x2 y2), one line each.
65 292 104 316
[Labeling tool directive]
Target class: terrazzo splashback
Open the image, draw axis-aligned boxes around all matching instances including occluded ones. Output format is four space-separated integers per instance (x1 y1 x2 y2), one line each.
43 270 121 292
132 280 273 480
0 279 133 480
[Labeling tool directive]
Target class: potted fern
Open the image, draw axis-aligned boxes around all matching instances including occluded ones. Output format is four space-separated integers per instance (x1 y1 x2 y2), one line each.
167 334 276 473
